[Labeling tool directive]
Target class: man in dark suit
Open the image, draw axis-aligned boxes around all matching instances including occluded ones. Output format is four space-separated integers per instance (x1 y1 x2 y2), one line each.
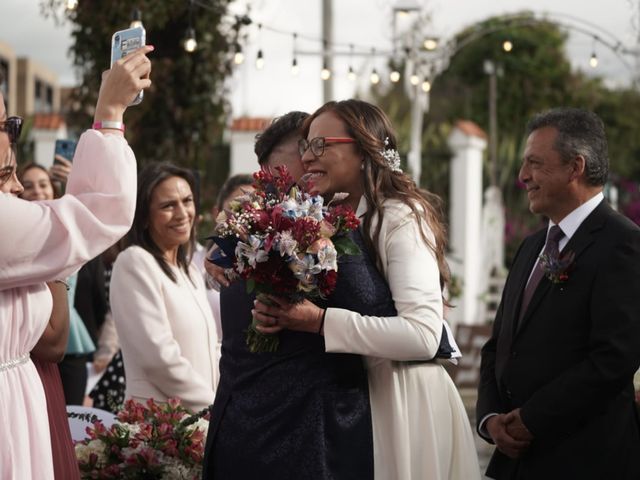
477 108 640 479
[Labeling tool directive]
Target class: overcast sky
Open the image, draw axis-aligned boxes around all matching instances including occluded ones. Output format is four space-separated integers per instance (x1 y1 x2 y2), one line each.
1 0 638 117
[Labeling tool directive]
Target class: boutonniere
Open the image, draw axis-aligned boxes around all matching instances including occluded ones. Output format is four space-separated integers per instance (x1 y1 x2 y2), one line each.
539 250 576 284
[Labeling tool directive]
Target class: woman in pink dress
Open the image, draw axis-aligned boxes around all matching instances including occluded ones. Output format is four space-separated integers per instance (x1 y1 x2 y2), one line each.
0 45 153 480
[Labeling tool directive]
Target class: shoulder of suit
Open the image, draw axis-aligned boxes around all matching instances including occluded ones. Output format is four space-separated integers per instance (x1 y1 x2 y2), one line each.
603 205 640 234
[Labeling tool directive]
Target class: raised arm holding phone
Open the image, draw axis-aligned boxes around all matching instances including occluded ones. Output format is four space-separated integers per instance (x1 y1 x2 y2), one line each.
0 44 153 480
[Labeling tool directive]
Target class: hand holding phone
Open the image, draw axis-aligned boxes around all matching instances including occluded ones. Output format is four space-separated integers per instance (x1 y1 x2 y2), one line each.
110 26 147 106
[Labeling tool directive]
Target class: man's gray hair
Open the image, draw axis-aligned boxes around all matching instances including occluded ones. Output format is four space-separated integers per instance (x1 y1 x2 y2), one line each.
526 107 609 186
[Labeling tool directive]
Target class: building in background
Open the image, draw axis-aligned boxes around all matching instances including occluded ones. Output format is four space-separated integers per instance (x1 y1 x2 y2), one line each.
0 40 65 167
229 116 270 175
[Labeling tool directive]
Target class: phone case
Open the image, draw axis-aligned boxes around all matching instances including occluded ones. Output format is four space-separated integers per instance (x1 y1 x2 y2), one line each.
54 139 77 163
110 26 146 106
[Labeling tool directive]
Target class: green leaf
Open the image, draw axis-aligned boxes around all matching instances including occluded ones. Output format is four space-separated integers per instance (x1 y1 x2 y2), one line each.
333 236 360 256
246 278 255 293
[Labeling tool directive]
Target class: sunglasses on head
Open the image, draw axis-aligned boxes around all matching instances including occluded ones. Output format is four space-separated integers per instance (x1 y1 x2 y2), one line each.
0 116 23 144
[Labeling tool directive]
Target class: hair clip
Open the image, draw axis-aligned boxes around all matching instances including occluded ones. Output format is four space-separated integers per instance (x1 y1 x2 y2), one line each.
380 137 402 173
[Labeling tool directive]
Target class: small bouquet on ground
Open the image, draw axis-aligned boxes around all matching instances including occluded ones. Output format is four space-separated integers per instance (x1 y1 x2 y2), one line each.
73 398 210 479
209 165 360 353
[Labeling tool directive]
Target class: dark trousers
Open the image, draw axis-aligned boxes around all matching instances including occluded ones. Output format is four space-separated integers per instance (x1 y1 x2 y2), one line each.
58 354 90 405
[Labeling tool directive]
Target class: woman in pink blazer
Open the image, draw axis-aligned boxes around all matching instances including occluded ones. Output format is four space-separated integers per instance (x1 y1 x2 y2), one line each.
0 46 152 480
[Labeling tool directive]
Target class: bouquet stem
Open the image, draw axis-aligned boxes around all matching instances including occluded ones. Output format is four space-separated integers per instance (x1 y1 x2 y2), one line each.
246 293 280 353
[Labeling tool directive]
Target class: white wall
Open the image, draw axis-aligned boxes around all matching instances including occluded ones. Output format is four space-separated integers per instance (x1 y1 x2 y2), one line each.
230 131 260 176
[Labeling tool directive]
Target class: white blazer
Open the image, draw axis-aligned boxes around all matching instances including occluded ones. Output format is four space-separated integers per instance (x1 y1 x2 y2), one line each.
323 197 480 480
111 246 219 412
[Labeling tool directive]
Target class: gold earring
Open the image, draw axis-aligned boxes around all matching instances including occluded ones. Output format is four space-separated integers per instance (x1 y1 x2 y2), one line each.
360 162 365 171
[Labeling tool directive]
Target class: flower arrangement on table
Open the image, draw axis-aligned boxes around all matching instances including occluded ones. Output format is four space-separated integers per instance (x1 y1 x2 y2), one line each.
73 398 209 479
208 165 360 353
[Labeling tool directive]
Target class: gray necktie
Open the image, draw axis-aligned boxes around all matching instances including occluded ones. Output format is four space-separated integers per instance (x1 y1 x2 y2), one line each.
518 225 564 324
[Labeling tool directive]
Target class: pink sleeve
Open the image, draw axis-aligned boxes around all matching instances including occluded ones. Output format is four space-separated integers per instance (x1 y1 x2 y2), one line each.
0 130 137 290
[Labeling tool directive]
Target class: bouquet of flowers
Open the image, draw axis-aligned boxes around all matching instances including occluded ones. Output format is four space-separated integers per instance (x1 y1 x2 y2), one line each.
209 166 360 353
73 398 209 479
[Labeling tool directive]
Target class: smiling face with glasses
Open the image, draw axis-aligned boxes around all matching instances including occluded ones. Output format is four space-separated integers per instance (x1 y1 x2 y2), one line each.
299 111 364 208
0 92 24 195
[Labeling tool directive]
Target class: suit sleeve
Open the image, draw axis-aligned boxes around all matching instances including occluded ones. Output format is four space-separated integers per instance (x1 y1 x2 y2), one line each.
323 213 443 360
111 249 214 410
520 229 640 439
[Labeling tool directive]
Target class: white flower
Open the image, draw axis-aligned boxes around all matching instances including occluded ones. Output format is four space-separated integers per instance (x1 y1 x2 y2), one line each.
186 417 210 435
289 254 322 281
235 236 269 268
317 245 338 271
76 439 107 466
308 201 324 222
277 231 298 257
281 198 311 218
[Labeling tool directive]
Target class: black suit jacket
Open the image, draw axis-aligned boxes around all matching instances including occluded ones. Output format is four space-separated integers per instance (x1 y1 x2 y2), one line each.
477 201 640 479
75 256 108 344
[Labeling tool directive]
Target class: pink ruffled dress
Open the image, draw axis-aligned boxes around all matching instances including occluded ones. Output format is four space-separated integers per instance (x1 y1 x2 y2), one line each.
0 130 137 479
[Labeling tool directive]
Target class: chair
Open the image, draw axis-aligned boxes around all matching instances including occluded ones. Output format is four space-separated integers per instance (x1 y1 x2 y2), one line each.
66 405 116 442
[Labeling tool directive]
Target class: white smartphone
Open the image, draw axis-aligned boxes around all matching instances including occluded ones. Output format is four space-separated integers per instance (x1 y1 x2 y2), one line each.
110 26 146 106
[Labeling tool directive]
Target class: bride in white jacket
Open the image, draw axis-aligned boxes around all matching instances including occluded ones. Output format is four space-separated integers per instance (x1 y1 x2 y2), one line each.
254 99 480 480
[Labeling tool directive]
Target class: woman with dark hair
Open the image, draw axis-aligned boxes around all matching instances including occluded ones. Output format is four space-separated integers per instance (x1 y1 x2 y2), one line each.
110 162 218 411
19 163 60 200
253 99 480 479
0 45 152 480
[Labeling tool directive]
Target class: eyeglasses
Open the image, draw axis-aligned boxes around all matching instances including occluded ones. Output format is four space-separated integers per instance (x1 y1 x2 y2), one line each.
0 116 23 144
298 136 356 157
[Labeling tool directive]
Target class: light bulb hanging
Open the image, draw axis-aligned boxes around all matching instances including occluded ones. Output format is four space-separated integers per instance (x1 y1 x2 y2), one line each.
589 36 599 68
291 33 299 76
255 23 264 69
370 68 380 85
390 70 401 82
423 38 438 51
184 28 197 53
65 0 78 11
256 49 265 69
410 73 420 86
130 8 143 28
234 50 245 65
421 80 431 92
320 40 331 80
347 44 356 81
503 40 513 52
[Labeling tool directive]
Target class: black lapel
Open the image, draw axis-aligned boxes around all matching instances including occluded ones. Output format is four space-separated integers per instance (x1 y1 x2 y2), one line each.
508 229 547 338
515 200 609 336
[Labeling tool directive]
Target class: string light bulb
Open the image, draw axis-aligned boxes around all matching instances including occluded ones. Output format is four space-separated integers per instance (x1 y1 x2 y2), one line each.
183 28 197 53
256 49 265 70
421 80 431 92
423 38 438 51
370 68 380 85
130 8 143 28
234 51 245 65
348 65 357 81
589 52 598 68
65 0 78 10
390 70 401 82
321 62 331 80
291 33 299 76
410 73 420 86
502 40 513 52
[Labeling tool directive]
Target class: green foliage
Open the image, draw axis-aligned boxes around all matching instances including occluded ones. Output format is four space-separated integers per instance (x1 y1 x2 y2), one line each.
40 0 241 209
374 12 640 265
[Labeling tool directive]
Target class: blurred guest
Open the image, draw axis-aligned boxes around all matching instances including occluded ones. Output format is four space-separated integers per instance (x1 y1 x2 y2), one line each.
111 163 219 412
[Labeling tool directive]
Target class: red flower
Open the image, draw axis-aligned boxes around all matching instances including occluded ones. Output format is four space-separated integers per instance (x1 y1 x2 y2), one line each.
319 270 338 296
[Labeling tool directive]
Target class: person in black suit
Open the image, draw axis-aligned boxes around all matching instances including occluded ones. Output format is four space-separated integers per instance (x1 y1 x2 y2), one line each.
477 107 640 479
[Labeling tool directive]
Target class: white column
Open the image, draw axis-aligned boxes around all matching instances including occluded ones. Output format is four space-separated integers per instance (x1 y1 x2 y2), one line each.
230 131 260 176
446 123 487 327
